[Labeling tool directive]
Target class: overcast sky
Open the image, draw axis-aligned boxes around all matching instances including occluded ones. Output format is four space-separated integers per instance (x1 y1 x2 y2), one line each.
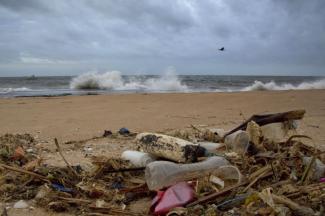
0 0 324 76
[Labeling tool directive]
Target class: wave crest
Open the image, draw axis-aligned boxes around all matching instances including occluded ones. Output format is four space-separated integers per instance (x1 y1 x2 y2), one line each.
242 79 325 91
70 70 188 92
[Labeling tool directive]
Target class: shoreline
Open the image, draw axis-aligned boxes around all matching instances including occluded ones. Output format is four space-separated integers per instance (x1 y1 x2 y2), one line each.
0 89 324 148
0 88 324 99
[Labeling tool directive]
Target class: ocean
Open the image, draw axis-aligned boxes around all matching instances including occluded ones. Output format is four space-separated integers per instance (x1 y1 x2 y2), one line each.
0 71 324 97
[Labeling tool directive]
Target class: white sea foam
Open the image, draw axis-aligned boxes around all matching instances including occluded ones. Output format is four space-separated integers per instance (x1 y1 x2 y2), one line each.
70 70 188 92
241 79 325 91
0 87 31 94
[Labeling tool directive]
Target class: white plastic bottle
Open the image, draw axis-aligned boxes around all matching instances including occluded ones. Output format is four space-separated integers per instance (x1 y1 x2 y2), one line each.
121 150 157 167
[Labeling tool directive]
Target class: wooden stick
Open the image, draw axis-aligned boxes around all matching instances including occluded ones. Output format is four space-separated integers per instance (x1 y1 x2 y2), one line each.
224 109 306 138
190 124 201 132
272 194 315 215
105 167 145 173
57 197 92 204
243 171 272 193
54 138 80 178
0 163 50 183
186 182 247 207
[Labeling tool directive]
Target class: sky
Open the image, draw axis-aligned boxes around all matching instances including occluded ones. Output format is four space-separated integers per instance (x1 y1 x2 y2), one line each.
0 0 324 76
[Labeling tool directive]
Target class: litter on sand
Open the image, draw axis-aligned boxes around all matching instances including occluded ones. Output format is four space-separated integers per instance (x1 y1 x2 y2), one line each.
0 109 324 215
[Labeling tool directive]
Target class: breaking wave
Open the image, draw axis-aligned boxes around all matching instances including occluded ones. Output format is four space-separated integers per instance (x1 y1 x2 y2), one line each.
70 70 188 92
241 79 325 91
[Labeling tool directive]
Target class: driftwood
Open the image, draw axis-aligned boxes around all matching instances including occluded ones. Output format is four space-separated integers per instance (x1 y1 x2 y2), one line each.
224 109 306 138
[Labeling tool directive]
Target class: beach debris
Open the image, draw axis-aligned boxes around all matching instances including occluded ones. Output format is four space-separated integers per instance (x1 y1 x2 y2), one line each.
224 130 250 154
51 183 73 193
246 121 263 146
151 182 195 215
121 150 157 167
261 121 298 143
145 156 229 190
0 109 324 215
13 200 29 209
136 132 205 162
215 193 250 211
197 142 224 155
12 146 25 160
223 109 305 138
302 157 325 181
102 130 112 137
54 138 79 178
119 127 130 135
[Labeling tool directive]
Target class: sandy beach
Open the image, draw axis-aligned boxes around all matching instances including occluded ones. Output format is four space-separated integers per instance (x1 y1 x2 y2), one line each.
0 90 325 215
0 90 324 146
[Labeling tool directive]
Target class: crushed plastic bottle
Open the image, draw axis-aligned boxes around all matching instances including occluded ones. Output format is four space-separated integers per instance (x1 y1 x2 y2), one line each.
224 130 250 154
145 156 229 190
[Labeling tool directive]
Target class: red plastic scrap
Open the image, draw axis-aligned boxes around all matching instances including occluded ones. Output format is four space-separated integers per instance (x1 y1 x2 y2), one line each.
151 182 195 215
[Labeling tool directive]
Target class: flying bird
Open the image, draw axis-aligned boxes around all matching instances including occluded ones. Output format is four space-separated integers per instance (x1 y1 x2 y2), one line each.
219 47 225 51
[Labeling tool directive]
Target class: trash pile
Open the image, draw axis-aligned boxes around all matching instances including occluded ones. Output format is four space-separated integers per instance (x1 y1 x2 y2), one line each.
0 109 325 215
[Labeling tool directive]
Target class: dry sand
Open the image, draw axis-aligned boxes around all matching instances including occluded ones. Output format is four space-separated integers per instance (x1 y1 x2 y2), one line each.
0 90 324 145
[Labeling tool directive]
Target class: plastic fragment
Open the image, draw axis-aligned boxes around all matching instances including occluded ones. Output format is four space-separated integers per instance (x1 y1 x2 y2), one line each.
152 182 195 216
119 127 130 135
13 200 29 209
51 183 73 193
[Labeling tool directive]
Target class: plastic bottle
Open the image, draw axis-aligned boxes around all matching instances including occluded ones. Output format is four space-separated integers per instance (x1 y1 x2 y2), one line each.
145 156 229 190
224 130 250 154
121 150 157 167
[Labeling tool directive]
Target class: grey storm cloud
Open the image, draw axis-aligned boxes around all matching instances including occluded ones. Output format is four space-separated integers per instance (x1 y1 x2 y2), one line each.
0 0 324 76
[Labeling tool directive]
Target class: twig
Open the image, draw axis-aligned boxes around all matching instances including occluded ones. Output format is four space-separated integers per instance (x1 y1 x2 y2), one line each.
186 182 247 207
57 197 92 204
300 156 316 184
104 167 145 173
272 194 315 215
285 134 312 146
243 171 272 193
190 124 201 132
54 138 79 178
0 163 50 183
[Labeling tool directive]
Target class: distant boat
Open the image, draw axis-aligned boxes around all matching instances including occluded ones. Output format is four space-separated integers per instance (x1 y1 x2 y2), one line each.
26 75 37 80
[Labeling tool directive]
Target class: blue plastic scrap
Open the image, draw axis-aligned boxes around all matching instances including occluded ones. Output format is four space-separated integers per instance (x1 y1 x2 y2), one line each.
51 183 73 193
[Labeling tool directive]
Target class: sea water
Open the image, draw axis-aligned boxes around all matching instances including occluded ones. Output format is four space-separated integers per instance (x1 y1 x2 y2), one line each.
0 71 324 97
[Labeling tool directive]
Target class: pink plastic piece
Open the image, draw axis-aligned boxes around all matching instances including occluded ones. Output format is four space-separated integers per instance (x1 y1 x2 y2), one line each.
152 182 195 215
320 178 325 182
